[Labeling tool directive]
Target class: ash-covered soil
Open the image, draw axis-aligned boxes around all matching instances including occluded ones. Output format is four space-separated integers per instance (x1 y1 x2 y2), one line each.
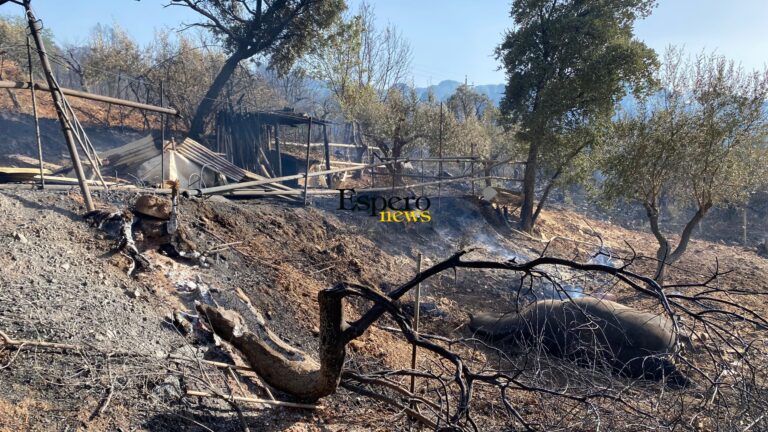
0 188 767 431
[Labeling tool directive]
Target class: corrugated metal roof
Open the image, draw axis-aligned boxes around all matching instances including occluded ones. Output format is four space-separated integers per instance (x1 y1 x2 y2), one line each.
175 138 248 182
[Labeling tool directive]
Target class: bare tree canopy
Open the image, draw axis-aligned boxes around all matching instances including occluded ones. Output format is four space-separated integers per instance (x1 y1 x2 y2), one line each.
169 0 346 139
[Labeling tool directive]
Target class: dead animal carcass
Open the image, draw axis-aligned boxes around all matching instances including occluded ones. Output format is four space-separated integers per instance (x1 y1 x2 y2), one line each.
469 297 691 388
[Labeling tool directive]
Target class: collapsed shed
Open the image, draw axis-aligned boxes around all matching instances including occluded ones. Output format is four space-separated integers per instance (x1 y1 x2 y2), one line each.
72 134 297 197
214 109 370 188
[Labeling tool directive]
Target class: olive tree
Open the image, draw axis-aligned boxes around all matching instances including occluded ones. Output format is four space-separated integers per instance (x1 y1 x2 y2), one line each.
601 48 768 282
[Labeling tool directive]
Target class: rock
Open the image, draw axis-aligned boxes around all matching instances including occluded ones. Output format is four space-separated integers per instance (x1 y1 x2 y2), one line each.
13 232 28 244
61 263 70 271
133 195 171 220
152 375 182 401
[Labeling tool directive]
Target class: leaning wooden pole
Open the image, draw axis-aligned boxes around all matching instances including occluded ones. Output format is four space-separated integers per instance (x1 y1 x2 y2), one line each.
274 122 282 177
437 102 444 211
409 253 423 409
24 1 93 211
26 36 44 189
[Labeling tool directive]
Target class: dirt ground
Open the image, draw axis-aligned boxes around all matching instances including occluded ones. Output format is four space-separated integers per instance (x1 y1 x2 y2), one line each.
0 186 766 431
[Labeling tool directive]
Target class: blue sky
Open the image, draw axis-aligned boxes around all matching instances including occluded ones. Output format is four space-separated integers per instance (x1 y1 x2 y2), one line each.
3 0 767 87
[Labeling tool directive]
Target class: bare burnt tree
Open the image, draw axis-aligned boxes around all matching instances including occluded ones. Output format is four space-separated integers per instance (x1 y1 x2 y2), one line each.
169 0 345 140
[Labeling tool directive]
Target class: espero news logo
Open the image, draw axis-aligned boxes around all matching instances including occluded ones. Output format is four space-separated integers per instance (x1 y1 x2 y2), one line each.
337 189 432 223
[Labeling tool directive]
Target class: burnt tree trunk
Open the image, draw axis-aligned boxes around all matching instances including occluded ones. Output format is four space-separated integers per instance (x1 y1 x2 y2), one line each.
519 137 540 233
189 50 246 140
197 286 348 401
645 201 711 284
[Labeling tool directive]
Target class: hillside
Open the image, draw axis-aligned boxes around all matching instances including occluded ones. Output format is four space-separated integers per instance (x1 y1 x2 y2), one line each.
415 80 505 105
0 186 766 431
0 63 157 166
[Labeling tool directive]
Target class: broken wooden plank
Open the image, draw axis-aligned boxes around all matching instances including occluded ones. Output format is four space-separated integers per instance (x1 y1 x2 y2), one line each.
32 175 117 186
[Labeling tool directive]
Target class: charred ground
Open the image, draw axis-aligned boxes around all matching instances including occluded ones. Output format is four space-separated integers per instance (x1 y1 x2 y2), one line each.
0 187 766 431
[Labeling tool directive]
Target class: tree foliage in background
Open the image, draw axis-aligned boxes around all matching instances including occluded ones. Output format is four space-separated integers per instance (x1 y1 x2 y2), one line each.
170 0 346 140
143 30 281 129
67 24 143 94
601 48 768 282
302 1 412 118
0 14 57 76
497 0 658 233
356 86 435 162
445 84 519 185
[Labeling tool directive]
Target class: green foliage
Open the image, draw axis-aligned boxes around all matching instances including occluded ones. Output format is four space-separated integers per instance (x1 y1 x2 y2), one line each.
175 0 346 72
600 48 768 279
174 0 346 137
498 0 657 136
0 14 56 78
496 0 658 231
602 48 768 213
356 86 436 157
303 1 412 118
74 23 144 90
444 84 518 159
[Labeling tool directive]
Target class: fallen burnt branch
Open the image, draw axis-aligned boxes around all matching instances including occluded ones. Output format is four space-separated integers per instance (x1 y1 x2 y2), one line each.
85 209 150 275
198 249 768 431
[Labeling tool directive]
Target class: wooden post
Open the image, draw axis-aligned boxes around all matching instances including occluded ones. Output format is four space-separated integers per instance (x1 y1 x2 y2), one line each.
420 159 425 197
323 124 331 187
274 122 283 177
470 142 476 196
303 118 313 206
160 80 165 184
25 3 94 211
391 157 396 193
371 152 376 188
438 102 444 210
743 207 748 246
409 253 423 408
26 36 44 189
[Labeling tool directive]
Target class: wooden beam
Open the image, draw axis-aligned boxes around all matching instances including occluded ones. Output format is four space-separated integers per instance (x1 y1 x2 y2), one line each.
0 80 178 115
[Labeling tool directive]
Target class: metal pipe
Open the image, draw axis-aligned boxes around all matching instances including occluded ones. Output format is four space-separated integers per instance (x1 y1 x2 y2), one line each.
0 79 179 115
26 36 44 189
25 4 94 211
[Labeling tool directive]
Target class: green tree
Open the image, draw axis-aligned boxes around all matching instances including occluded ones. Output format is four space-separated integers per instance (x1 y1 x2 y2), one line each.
143 30 282 130
601 48 768 282
172 0 346 140
497 0 657 233
446 83 492 123
356 86 439 182
0 15 57 109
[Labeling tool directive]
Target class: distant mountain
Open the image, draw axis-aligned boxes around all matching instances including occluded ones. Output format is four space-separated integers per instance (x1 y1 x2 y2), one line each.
414 80 506 106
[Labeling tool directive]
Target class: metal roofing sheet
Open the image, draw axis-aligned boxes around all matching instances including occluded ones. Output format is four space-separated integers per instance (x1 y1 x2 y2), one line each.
175 138 248 182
